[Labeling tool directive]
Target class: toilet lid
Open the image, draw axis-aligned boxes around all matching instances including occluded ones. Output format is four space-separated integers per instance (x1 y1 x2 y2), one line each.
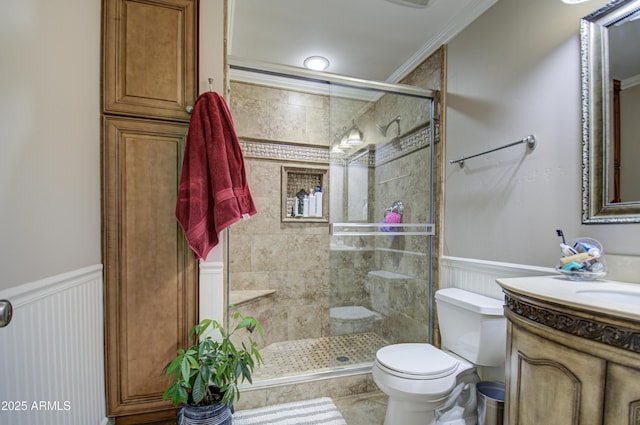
376 343 460 378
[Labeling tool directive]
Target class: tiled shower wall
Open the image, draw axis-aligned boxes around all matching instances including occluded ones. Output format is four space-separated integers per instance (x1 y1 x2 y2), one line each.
227 49 444 346
229 82 333 345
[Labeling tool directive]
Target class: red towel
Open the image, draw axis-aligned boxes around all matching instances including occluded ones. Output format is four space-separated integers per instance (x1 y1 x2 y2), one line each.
176 92 257 259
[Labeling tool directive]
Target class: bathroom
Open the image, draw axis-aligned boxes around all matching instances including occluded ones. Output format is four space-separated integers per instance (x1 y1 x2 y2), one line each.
222 0 640 420
1 0 640 424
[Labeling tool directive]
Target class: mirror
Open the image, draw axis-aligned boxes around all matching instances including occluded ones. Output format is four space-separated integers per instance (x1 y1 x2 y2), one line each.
582 0 640 223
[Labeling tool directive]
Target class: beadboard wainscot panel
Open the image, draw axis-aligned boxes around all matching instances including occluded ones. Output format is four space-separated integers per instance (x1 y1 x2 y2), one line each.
199 260 225 324
0 265 108 425
441 256 556 300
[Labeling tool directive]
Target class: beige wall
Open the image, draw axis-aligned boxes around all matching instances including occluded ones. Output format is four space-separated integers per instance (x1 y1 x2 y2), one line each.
0 0 102 290
445 0 640 269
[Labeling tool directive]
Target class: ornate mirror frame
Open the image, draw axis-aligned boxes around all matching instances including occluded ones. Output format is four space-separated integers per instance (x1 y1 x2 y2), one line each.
581 0 640 223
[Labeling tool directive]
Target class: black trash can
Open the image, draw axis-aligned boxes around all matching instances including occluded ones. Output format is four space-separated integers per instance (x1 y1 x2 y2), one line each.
476 381 505 425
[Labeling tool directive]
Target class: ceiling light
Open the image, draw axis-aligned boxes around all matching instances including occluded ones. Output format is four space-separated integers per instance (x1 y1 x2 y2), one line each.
339 135 351 149
331 145 345 155
561 0 591 3
386 0 429 8
346 121 363 145
304 56 330 71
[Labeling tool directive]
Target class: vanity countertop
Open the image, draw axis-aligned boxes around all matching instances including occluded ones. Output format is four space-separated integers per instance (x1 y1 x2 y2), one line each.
497 275 640 322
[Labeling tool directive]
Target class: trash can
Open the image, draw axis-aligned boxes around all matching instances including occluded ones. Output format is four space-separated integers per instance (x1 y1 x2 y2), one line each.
476 381 504 425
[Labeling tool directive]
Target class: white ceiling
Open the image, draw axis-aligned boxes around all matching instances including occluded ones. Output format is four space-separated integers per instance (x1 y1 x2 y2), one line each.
228 0 498 83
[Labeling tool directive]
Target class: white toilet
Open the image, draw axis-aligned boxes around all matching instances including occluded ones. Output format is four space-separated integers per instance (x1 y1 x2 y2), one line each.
372 288 506 425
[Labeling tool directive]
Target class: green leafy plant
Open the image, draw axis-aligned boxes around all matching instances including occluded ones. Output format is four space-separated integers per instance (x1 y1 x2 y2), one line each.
162 309 263 408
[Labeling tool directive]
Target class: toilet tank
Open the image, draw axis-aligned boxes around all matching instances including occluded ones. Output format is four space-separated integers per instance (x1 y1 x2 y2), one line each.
435 288 506 366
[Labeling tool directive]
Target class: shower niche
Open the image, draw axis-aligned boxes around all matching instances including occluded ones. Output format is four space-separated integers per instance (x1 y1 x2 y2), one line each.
281 164 329 222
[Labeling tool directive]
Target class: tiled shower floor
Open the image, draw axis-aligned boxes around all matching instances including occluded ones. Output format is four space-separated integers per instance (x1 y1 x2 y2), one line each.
252 332 389 381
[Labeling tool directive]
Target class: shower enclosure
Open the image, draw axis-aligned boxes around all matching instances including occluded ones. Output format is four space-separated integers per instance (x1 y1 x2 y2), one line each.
226 63 435 386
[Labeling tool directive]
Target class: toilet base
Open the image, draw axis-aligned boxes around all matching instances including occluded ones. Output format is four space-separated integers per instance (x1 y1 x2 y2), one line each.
383 397 442 425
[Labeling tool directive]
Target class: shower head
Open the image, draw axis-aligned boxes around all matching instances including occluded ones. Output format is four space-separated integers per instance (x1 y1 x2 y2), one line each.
376 115 401 137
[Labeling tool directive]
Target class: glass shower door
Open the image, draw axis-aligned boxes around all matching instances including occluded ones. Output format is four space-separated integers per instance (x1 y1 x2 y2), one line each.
328 82 434 370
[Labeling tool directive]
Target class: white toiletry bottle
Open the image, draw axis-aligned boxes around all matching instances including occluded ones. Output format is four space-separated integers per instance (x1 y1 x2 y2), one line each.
308 188 316 217
303 195 309 217
315 185 323 217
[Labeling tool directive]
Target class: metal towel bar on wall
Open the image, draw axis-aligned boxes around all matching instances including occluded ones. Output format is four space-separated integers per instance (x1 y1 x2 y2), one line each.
449 134 537 167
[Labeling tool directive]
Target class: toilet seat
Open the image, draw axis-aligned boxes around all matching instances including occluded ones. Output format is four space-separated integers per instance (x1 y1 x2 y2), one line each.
375 343 460 380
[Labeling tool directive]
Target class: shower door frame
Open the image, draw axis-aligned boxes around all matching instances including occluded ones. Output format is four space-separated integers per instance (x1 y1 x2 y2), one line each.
226 57 437 377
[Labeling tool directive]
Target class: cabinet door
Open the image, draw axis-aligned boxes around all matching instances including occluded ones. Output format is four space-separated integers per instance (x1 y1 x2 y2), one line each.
506 325 606 425
103 0 197 121
604 363 640 425
103 116 198 417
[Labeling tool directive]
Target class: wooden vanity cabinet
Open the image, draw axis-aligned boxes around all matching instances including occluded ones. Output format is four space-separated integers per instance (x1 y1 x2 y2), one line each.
604 363 640 424
503 289 640 425
506 323 606 424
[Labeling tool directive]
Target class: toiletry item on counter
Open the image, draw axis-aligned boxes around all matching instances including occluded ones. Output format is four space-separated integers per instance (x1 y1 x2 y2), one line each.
554 231 606 281
556 229 577 256
558 252 592 266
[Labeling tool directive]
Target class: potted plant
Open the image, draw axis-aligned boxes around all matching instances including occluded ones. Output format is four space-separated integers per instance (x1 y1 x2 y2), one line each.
162 309 263 425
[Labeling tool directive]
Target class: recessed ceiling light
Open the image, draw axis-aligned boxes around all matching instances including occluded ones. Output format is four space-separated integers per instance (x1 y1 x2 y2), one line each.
385 0 429 8
561 0 591 3
304 56 330 72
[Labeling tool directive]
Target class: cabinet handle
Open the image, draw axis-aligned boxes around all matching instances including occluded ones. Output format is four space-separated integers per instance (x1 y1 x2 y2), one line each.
185 105 193 114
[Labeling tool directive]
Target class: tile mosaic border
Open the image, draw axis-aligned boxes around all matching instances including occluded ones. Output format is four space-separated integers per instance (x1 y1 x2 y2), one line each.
342 125 432 167
239 126 431 167
240 138 330 164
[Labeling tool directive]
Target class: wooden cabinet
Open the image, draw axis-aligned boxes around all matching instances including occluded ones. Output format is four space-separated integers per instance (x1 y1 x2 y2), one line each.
103 0 197 122
501 283 640 425
102 0 199 420
604 363 640 425
102 116 198 419
506 324 605 425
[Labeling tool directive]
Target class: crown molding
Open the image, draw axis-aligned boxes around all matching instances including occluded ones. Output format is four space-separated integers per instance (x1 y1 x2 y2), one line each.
387 0 498 83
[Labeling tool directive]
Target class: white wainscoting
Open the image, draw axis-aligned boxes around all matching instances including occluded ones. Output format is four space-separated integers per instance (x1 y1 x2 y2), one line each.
199 260 225 324
0 265 108 425
441 256 556 300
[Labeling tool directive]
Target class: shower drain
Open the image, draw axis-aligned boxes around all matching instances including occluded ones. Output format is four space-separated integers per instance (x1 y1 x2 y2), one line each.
336 356 350 362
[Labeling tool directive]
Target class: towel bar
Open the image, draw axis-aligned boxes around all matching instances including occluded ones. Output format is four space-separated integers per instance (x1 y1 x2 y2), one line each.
450 134 537 167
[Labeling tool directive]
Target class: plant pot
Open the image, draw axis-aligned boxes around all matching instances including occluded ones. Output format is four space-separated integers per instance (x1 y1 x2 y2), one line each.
178 401 232 425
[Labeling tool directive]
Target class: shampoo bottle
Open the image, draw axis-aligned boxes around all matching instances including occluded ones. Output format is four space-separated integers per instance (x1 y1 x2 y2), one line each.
308 189 316 217
314 185 323 217
303 195 309 217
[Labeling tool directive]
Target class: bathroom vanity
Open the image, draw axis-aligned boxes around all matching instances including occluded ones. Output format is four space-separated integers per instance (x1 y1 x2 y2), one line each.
497 276 640 425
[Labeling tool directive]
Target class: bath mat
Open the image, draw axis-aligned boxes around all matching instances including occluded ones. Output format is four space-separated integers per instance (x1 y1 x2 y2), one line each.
233 397 347 425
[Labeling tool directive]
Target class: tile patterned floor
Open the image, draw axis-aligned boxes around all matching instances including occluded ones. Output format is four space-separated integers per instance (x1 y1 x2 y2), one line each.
140 333 390 424
335 392 388 425
252 332 389 381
